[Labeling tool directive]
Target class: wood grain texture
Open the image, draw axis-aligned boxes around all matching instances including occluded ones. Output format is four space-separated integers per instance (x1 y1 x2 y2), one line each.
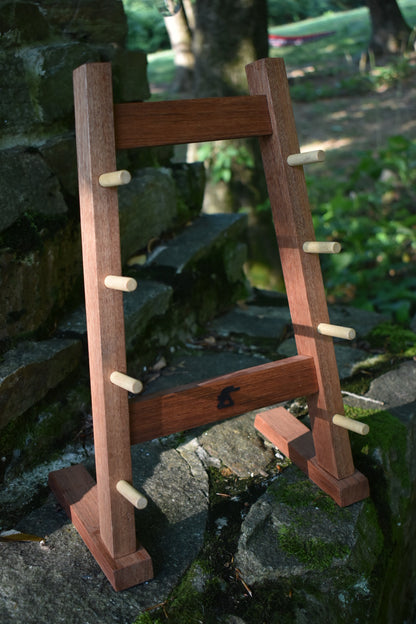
129 355 318 445
255 408 370 506
48 465 153 591
73 63 136 559
114 96 272 148
246 58 355 480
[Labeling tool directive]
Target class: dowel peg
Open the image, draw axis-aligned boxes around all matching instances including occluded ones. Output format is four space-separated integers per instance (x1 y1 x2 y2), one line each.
104 275 137 292
303 241 341 254
333 414 369 436
116 480 148 510
99 169 131 187
287 150 325 166
110 371 143 394
317 323 356 341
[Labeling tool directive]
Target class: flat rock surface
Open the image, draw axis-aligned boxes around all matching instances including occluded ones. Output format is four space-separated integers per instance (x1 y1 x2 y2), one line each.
0 437 209 623
343 360 416 422
199 411 275 478
2 303 414 623
234 466 370 585
0 338 82 429
278 338 370 380
209 305 291 341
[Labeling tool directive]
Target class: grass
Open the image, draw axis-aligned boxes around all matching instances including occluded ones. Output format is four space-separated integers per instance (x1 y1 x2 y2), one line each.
147 49 176 94
147 1 416 98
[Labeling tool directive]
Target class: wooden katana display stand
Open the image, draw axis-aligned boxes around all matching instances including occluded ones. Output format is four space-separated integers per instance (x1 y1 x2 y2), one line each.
49 58 369 591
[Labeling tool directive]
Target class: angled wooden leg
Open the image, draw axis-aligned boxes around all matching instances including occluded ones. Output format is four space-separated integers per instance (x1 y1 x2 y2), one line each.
49 62 153 590
246 58 368 494
72 61 137 560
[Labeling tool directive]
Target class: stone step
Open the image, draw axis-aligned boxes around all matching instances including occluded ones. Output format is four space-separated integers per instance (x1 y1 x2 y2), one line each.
0 338 82 431
142 212 247 279
56 213 249 367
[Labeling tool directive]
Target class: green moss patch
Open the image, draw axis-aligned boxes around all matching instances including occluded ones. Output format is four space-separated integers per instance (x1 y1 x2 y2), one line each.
270 474 341 516
346 405 409 491
278 524 350 570
368 322 416 357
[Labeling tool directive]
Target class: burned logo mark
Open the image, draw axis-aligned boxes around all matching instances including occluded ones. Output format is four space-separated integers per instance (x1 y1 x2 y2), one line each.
217 385 240 409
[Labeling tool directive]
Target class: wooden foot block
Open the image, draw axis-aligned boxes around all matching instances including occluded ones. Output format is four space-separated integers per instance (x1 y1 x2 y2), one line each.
48 464 153 591
255 407 369 507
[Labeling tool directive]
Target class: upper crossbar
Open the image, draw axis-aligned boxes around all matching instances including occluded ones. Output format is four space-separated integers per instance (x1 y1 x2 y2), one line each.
114 95 272 149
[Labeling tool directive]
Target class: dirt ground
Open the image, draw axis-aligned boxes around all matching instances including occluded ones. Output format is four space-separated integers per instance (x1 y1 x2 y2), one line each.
153 55 416 176
290 60 416 172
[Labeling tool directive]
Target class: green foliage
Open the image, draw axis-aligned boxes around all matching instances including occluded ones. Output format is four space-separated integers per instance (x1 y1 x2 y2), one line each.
268 0 362 26
197 142 255 184
123 0 169 52
308 135 416 322
289 73 373 102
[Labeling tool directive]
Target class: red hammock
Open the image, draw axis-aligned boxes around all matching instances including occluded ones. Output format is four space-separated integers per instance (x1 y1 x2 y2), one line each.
269 31 335 47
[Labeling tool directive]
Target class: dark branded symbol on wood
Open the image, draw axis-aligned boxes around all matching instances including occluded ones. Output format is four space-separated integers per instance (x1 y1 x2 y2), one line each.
217 385 241 409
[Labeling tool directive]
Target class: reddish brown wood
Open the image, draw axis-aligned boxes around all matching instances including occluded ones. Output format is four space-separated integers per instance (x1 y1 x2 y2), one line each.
246 58 355 480
73 63 136 559
48 465 153 590
129 355 318 444
114 96 271 149
57 59 369 591
255 408 370 506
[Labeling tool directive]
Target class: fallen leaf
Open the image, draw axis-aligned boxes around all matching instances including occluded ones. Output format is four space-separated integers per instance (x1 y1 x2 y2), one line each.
0 530 44 542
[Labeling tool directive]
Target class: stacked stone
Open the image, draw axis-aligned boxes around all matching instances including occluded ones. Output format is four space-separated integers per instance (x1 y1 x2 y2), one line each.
0 0 149 343
0 1 248 483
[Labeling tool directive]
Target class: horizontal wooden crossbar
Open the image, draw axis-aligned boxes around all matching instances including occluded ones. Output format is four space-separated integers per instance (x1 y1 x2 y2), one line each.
129 355 318 445
114 95 272 149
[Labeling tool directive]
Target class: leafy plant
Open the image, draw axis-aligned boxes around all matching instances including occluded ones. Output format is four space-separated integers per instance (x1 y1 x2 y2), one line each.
309 135 416 322
197 142 255 184
123 0 170 52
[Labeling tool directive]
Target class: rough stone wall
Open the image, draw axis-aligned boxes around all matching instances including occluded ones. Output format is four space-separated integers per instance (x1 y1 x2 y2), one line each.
0 0 149 343
0 0 249 484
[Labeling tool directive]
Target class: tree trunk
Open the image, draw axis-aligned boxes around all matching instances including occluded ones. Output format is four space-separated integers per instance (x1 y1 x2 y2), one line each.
366 0 414 55
163 3 195 93
190 0 269 213
193 0 268 98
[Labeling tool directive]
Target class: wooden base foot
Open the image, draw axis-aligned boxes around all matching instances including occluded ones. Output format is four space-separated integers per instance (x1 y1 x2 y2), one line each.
48 464 153 591
255 407 369 507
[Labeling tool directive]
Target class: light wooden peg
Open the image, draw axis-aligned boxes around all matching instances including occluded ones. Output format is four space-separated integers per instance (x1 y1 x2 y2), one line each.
104 275 137 292
116 480 148 510
303 241 341 254
333 414 369 436
99 169 131 187
287 150 325 166
110 371 143 394
317 323 356 341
